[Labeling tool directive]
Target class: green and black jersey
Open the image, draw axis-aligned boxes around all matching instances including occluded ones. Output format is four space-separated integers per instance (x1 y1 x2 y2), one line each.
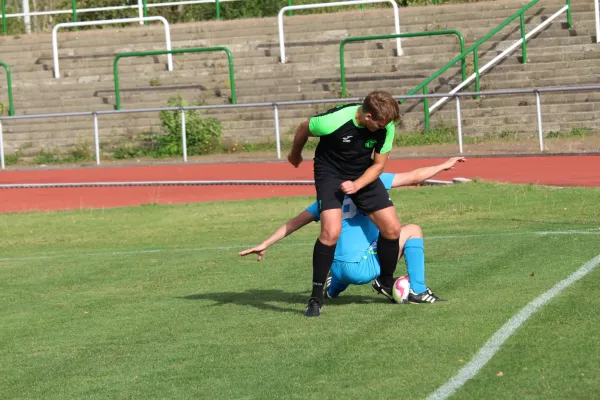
309 104 395 179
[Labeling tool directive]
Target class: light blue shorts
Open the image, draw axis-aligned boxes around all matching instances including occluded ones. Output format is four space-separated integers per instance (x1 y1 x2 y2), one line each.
328 243 380 296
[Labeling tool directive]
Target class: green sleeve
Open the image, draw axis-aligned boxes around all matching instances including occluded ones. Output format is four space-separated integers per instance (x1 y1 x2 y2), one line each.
308 105 357 136
376 121 395 154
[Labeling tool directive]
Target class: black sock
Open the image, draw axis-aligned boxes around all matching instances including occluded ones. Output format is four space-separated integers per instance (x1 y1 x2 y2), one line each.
377 234 400 288
311 239 336 304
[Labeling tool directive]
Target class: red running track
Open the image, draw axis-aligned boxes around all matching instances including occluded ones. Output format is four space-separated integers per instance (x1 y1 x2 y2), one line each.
0 155 598 213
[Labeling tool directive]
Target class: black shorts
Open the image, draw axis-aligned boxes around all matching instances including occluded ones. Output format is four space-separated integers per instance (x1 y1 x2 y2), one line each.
315 173 393 214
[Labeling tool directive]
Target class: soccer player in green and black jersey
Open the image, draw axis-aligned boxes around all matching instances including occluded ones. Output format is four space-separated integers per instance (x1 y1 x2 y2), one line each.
288 91 402 317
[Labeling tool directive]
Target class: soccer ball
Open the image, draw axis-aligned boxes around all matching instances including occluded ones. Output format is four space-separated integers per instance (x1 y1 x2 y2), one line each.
392 275 410 303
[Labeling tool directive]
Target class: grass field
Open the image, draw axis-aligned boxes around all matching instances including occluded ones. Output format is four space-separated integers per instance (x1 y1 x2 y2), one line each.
1 182 599 399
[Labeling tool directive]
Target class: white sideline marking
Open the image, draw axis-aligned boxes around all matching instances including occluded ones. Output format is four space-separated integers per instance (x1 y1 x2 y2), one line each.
0 245 249 262
0 229 599 263
426 253 600 400
536 231 600 235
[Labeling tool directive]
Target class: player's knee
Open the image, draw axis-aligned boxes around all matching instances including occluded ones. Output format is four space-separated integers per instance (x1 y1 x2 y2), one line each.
404 224 423 239
319 225 340 245
380 220 401 239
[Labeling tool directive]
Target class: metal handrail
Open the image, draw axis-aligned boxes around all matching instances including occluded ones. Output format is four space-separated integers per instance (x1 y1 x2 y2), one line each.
0 61 14 116
70 0 77 30
52 16 173 79
278 0 401 63
1 0 5 34
2 84 600 169
402 0 572 131
113 47 237 110
339 30 466 98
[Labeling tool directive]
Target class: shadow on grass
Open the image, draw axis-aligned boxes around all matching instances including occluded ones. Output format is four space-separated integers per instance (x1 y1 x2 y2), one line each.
178 289 382 314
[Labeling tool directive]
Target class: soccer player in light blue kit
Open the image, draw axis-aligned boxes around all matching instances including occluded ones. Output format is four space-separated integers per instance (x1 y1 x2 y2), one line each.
240 157 465 306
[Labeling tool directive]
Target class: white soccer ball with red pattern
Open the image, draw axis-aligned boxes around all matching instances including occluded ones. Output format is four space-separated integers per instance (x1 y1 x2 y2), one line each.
392 275 410 303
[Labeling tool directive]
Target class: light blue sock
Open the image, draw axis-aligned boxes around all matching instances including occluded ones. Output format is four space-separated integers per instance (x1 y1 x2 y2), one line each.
404 238 426 294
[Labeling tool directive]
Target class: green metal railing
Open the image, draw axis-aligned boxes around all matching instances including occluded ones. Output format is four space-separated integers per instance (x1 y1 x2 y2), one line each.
1 0 6 34
143 0 149 25
71 0 78 30
340 30 466 98
402 0 572 131
0 62 14 116
113 47 236 110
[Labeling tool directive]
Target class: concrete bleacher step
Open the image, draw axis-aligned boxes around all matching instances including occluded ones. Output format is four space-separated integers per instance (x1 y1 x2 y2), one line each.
14 38 591 96
0 0 597 156
2 2 576 49
4 12 577 68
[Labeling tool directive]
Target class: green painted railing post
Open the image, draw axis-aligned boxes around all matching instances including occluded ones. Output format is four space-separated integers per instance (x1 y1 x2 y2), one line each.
520 12 527 64
340 30 466 99
0 62 15 116
222 49 237 104
457 34 466 82
113 56 122 110
143 0 148 25
216 0 220 20
340 44 347 97
288 0 293 16
2 0 7 35
360 4 365 10
473 48 480 99
71 0 78 30
434 0 439 4
566 0 572 28
423 86 430 132
114 47 237 110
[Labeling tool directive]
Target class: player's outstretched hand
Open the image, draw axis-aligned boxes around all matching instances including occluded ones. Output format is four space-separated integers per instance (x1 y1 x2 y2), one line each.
442 157 466 170
341 180 359 195
239 244 267 261
287 152 303 168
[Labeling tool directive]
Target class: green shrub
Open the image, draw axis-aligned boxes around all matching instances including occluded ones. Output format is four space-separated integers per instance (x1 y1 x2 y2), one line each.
65 140 94 162
4 149 21 165
154 96 222 157
394 125 459 146
545 127 590 139
110 143 144 160
34 148 60 164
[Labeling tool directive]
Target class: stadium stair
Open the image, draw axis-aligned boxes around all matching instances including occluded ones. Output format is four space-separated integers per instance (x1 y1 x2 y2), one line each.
0 0 597 156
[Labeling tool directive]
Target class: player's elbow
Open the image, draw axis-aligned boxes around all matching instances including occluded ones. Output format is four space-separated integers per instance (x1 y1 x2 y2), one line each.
297 120 311 137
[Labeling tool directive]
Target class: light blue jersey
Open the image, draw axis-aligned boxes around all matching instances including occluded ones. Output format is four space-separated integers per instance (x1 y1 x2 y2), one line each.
305 173 395 262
